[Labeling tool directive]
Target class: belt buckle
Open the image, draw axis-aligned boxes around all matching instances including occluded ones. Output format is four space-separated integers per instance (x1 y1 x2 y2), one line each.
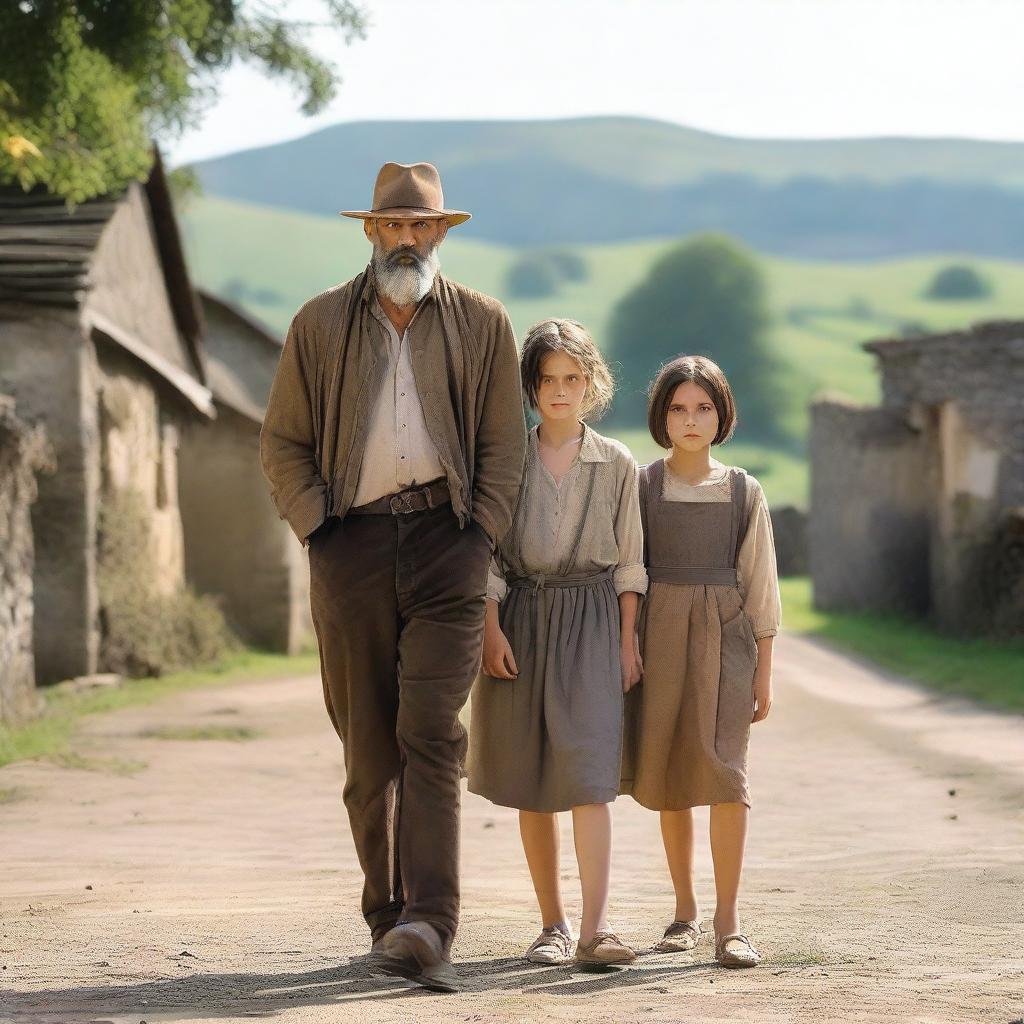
389 485 430 515
389 492 412 514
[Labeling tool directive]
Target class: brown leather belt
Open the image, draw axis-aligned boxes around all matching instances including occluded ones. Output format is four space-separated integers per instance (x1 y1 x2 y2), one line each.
347 477 450 516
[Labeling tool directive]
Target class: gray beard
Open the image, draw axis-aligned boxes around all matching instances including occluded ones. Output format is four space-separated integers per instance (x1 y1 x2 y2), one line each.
372 247 440 307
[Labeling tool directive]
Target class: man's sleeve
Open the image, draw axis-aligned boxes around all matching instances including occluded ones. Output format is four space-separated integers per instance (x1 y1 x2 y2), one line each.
259 315 329 545
471 306 526 547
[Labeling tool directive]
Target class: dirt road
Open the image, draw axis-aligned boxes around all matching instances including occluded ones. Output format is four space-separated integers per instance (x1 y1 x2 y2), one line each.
2 635 1022 1024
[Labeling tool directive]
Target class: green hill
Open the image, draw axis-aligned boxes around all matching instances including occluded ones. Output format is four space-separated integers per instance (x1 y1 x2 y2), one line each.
181 194 1024 506
188 117 1024 256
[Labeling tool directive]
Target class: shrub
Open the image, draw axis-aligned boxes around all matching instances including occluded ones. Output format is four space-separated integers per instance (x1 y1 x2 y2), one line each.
924 265 991 300
506 255 560 299
97 491 238 678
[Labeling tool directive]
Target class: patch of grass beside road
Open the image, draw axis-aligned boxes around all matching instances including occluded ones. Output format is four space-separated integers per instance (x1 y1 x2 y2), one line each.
0 649 319 769
782 578 1024 712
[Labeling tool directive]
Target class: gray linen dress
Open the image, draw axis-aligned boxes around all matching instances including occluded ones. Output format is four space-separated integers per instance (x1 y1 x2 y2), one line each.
467 425 647 812
621 459 764 810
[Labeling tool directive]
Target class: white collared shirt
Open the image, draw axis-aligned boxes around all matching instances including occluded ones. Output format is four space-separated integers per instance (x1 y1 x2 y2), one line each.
352 299 445 506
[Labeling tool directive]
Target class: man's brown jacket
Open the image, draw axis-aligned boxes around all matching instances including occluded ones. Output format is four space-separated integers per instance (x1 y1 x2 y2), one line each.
260 267 526 547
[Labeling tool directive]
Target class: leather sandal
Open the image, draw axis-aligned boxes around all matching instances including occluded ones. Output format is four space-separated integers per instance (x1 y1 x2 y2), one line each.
654 919 701 953
714 932 761 968
525 924 574 965
575 930 637 965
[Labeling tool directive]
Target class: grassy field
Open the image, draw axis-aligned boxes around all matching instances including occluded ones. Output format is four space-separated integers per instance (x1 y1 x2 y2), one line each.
181 195 1024 507
0 649 319 770
781 578 1024 712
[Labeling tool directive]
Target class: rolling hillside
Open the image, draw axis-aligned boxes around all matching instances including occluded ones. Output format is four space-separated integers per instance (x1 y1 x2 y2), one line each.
188 117 1024 256
180 194 1024 506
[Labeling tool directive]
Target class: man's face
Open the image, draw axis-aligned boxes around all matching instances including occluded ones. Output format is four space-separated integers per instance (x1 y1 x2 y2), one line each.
365 217 448 307
365 218 447 268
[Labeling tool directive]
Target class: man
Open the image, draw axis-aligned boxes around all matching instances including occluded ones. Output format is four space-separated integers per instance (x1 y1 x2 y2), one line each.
260 162 526 991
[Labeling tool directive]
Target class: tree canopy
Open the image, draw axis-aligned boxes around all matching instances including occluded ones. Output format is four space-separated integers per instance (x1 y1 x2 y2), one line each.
607 233 782 439
925 263 991 300
0 1 366 203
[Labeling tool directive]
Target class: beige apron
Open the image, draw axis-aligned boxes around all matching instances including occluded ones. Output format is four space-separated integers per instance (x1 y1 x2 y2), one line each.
621 460 756 810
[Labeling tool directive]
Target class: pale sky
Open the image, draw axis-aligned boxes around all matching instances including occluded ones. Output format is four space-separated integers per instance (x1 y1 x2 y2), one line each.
167 0 1024 166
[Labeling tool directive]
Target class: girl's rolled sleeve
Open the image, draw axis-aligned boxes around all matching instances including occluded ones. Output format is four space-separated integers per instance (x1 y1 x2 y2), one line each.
613 455 649 596
486 554 508 603
737 481 781 639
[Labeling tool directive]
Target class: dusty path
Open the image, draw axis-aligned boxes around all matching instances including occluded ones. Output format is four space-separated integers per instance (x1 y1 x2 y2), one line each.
2 635 1022 1024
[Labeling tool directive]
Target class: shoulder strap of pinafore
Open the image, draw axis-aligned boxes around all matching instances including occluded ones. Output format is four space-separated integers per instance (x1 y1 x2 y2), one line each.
729 468 750 568
639 460 661 566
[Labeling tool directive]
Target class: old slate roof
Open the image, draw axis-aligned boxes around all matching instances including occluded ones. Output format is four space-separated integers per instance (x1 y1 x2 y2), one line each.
0 189 117 307
0 150 211 414
197 289 283 424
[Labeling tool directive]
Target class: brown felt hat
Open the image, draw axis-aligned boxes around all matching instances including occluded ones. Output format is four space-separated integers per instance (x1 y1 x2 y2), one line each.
340 161 471 226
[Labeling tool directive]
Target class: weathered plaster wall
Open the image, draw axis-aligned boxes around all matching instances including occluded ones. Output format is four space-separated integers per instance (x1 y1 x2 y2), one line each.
179 406 311 652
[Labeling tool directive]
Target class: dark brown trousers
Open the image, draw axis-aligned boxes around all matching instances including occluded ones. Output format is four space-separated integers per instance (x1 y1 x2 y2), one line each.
307 503 491 949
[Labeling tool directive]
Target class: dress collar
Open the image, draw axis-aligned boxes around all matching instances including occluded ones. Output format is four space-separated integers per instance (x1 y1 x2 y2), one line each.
530 422 611 464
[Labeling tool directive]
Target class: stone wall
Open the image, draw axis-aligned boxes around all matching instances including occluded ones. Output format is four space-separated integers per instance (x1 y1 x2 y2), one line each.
809 395 932 615
770 505 807 577
868 324 1024 632
0 395 53 725
178 405 311 653
93 338 187 596
0 310 99 684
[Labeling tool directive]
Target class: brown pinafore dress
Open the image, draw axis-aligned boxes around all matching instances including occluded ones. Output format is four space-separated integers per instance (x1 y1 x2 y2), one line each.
467 456 623 813
620 459 756 810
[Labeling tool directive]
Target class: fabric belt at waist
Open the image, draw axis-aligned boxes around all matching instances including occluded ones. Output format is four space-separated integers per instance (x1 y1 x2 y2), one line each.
507 567 615 592
348 477 450 516
648 566 738 586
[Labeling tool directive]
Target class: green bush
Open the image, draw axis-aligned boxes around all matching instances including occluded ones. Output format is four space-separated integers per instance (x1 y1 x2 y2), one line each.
504 248 590 299
924 264 991 300
607 233 783 440
543 249 589 283
506 254 560 298
97 491 238 677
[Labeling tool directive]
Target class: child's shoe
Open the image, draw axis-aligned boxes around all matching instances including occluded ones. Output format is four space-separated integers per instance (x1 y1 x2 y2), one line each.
525 924 573 965
714 932 761 968
575 931 637 965
654 919 701 952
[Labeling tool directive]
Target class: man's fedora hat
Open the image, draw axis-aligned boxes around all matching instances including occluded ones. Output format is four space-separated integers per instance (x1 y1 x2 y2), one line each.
341 162 471 226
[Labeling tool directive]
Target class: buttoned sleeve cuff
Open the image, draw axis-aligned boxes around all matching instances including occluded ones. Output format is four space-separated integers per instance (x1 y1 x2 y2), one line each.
614 563 649 596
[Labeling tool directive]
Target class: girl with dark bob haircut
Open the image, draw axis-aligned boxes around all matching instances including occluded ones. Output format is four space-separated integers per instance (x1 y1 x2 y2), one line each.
621 353 781 969
647 355 737 448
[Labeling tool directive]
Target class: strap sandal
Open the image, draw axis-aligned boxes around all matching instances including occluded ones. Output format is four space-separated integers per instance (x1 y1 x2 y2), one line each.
654 919 701 953
575 930 637 965
525 924 573 965
714 931 761 968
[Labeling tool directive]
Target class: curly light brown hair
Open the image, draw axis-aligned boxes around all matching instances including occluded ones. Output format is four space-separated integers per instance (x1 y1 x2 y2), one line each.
520 318 615 421
647 354 737 448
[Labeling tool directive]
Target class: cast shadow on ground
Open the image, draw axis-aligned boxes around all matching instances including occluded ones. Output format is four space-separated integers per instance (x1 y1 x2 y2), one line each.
4 950 716 1020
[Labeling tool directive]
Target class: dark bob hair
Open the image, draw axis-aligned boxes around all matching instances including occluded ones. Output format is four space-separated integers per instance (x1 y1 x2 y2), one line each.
647 355 737 449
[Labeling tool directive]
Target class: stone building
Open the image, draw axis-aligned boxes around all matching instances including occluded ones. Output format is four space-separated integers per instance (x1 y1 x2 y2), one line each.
810 320 1024 635
0 396 52 725
178 290 312 653
0 154 215 683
